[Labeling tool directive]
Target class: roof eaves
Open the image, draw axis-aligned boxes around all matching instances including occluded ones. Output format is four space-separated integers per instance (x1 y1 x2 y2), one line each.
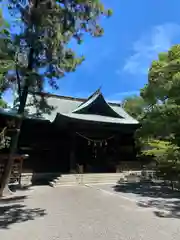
56 112 139 125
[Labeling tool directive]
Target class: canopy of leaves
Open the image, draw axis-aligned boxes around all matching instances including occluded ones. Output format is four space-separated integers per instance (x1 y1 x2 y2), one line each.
123 45 180 177
122 95 147 121
0 98 7 108
2 0 112 92
0 8 15 93
133 44 180 182
141 45 180 105
142 139 180 182
143 139 179 159
0 0 112 113
0 1 113 196
139 44 180 141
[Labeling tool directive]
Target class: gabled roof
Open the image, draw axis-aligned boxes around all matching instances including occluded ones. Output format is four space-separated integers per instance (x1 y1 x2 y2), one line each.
25 89 139 125
72 89 122 118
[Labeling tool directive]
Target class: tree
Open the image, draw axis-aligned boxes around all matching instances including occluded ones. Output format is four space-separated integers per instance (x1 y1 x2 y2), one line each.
0 9 12 149
122 95 147 121
0 8 15 94
142 139 180 190
139 44 180 185
141 45 180 140
0 98 7 108
0 0 112 196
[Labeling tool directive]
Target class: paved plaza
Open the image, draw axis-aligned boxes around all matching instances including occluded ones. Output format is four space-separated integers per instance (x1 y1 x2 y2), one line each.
1 184 180 240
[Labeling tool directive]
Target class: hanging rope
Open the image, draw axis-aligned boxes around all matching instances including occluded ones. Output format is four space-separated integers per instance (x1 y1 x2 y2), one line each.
76 132 114 143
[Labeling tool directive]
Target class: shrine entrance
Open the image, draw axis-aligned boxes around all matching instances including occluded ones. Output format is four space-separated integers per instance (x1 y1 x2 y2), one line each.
75 131 120 173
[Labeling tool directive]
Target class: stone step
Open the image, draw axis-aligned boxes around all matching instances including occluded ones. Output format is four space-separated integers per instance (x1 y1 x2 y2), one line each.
21 171 144 187
61 174 123 180
61 173 125 178
52 173 127 187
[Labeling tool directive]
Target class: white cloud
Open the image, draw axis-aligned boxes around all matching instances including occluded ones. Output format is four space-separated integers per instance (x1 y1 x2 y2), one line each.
123 23 180 75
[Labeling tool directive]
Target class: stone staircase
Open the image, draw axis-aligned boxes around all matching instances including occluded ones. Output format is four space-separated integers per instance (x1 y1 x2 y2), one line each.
21 171 144 188
49 173 128 187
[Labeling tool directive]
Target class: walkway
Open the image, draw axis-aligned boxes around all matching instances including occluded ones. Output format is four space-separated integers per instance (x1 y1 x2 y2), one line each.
0 185 180 240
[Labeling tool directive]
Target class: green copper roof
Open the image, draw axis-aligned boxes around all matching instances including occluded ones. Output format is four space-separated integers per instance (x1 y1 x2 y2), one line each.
25 90 139 125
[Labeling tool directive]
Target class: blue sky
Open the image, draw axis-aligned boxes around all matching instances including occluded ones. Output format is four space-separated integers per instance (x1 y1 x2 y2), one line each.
3 0 180 104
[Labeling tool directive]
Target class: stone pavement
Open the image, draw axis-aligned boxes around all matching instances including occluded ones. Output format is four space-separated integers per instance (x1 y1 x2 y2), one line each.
0 185 180 240
91 183 180 212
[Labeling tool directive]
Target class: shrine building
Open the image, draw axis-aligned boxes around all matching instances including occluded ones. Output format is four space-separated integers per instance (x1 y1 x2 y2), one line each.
0 89 140 174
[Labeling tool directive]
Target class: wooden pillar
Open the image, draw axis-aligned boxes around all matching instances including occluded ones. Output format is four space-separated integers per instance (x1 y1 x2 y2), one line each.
70 132 76 173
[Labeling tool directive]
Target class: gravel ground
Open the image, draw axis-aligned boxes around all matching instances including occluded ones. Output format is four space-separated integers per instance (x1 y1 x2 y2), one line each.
0 185 180 240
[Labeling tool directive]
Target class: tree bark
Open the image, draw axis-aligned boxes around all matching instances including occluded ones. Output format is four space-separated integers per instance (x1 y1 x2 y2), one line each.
0 37 35 198
0 87 29 197
0 0 39 197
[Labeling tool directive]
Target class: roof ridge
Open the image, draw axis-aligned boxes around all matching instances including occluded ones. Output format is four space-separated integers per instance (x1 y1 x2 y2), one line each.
28 91 121 107
86 88 101 101
73 88 101 112
28 91 87 102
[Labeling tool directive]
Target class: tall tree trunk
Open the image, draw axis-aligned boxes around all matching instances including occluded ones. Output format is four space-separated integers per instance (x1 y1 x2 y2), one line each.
0 54 34 198
0 0 42 197
0 0 40 197
0 86 30 197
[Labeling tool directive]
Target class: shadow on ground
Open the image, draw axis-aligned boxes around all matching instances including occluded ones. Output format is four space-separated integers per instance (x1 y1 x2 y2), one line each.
0 203 46 229
0 193 46 229
0 195 27 204
138 199 180 219
113 182 180 219
113 182 180 199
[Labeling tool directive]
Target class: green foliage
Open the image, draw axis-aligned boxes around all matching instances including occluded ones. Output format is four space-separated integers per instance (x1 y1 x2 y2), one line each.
122 95 150 152
138 45 180 182
142 139 180 184
123 45 180 185
1 0 112 112
0 8 15 92
0 1 113 196
122 96 147 121
0 98 7 108
141 44 180 104
143 139 179 159
139 44 180 140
